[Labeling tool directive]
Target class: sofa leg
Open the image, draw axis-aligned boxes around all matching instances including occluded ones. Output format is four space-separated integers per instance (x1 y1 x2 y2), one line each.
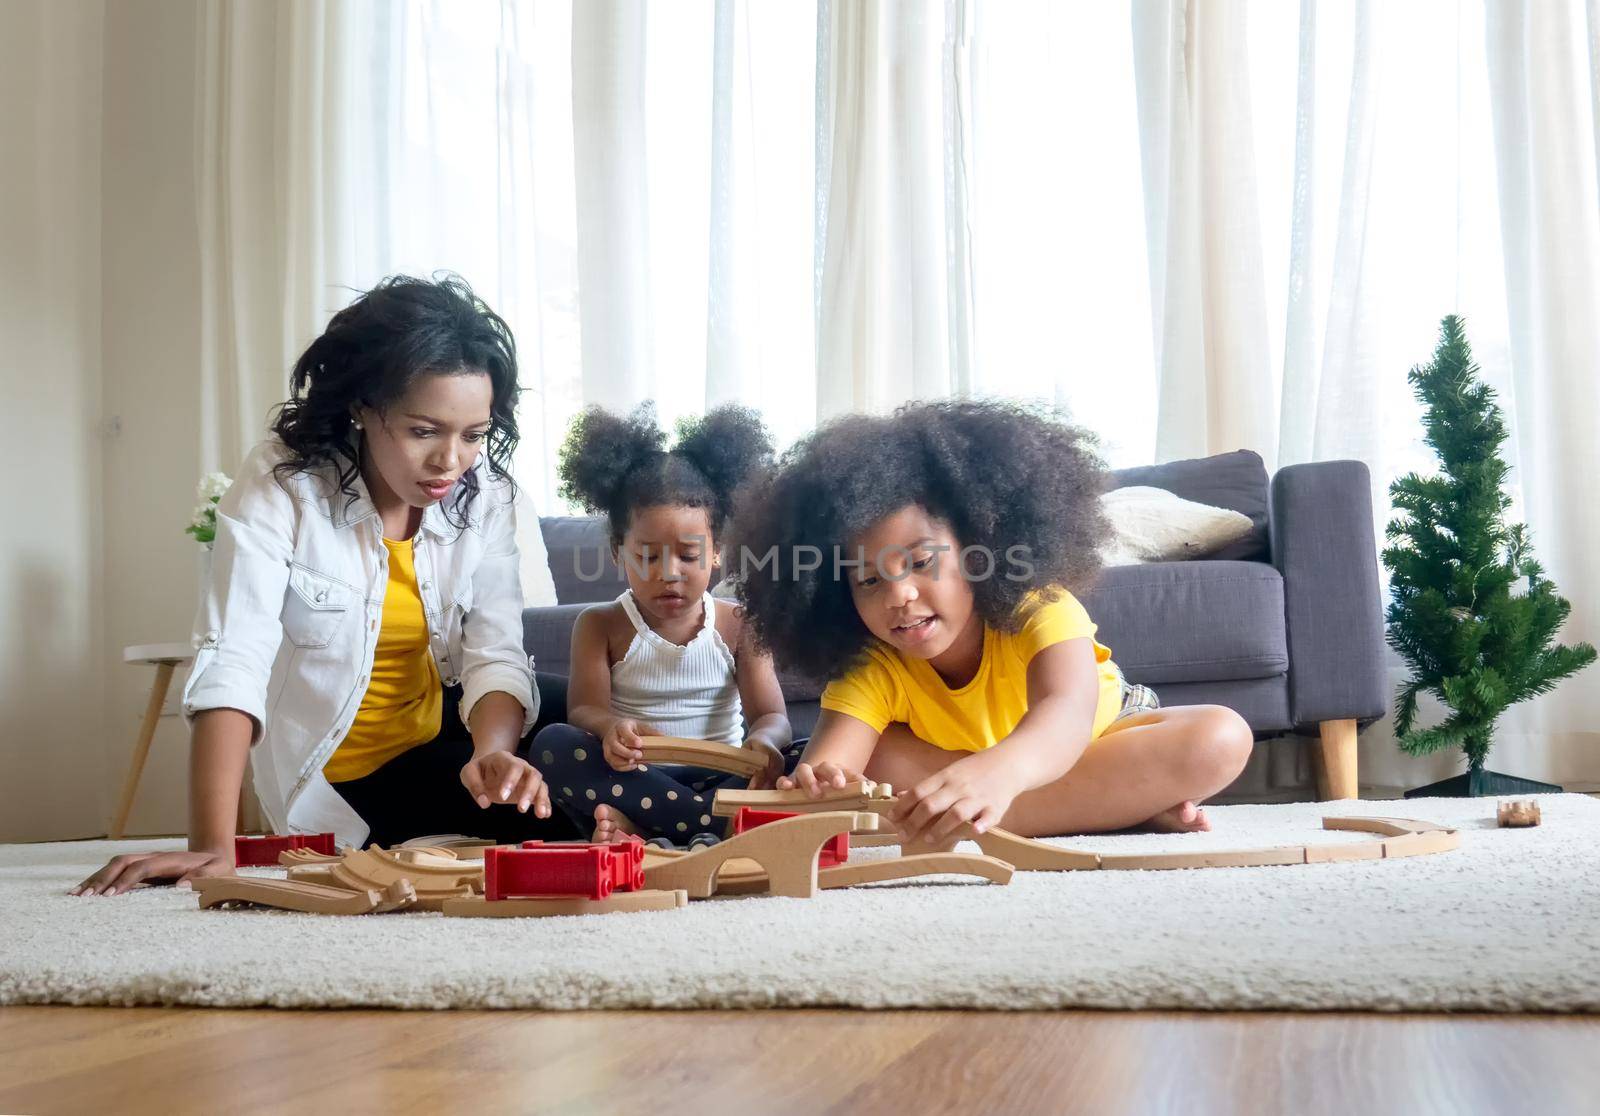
1314 719 1359 800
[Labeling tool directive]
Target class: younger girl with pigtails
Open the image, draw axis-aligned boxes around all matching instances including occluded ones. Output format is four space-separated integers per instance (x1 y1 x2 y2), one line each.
533 403 800 847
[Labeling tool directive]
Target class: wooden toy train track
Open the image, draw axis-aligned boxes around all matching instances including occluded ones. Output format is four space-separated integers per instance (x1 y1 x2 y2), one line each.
190 776 1463 918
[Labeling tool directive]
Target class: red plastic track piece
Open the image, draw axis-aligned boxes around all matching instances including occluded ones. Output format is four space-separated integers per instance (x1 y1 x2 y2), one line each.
234 832 339 867
732 808 849 867
234 834 296 867
301 832 337 856
487 845 614 901
520 838 646 892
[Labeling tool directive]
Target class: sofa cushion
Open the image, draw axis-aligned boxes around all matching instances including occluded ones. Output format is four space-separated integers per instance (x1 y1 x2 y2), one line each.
1107 449 1270 562
524 603 591 677
1077 561 1288 685
541 517 626 604
541 516 727 605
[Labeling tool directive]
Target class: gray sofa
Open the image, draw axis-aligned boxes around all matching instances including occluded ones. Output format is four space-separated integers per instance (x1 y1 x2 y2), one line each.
522 450 1388 801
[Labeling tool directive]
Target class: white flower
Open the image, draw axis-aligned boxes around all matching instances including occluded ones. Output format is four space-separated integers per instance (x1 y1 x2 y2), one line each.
197 472 232 501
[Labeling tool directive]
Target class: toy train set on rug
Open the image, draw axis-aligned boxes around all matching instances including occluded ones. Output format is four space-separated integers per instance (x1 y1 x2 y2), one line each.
194 737 1539 920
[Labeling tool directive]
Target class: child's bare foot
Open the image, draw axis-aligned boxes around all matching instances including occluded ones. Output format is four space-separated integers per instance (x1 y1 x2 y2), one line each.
1140 801 1212 833
592 804 640 843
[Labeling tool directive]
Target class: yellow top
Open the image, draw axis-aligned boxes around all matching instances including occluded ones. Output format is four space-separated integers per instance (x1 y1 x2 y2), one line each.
323 536 442 783
819 591 1124 750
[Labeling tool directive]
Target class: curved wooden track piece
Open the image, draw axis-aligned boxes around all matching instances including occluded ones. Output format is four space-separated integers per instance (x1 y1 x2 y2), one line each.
193 877 415 915
818 853 1014 889
393 846 460 862
397 834 498 851
969 828 1103 871
849 833 903 849
711 779 892 817
1098 846 1308 871
642 812 872 898
1321 816 1450 836
881 816 1461 872
278 848 342 867
328 848 482 903
635 737 769 778
442 890 688 918
284 865 340 886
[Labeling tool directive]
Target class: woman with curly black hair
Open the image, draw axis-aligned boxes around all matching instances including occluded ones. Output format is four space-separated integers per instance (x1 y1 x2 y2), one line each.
76 275 578 897
731 398 1252 847
532 402 798 846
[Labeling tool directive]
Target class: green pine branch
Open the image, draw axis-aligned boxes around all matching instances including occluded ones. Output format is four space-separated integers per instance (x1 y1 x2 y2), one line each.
1381 316 1595 773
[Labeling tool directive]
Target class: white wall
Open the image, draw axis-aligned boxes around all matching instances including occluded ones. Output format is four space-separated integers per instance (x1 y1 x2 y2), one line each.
0 0 205 841
99 0 205 836
0 0 108 841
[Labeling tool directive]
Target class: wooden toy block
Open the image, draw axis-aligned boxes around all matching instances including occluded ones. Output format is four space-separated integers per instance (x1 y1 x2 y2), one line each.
1099 846 1308 871
642 811 872 898
1497 800 1541 827
635 737 769 778
1378 830 1462 859
193 876 415 915
732 808 849 867
441 889 689 918
712 779 892 817
1303 840 1385 863
817 853 1014 889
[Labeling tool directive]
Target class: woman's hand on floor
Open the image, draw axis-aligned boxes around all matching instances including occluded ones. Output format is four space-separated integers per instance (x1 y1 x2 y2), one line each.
461 751 551 817
776 761 858 796
70 849 233 897
889 752 1024 847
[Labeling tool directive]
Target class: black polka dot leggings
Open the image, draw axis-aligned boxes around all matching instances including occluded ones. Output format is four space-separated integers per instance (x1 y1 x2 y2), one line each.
532 723 809 842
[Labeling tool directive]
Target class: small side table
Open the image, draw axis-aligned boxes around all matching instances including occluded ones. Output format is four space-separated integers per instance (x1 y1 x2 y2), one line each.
110 643 194 839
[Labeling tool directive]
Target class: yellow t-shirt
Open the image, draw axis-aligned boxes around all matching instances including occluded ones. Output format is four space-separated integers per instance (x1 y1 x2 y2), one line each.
323 536 443 782
819 591 1124 751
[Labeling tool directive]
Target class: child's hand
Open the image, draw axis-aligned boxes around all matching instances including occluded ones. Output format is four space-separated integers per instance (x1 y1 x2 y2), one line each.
776 761 858 797
71 849 233 896
461 751 550 816
602 719 657 771
744 740 787 790
890 753 1023 847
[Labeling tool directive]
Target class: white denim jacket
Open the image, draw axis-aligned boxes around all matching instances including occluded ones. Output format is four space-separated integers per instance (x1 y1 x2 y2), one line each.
181 438 537 848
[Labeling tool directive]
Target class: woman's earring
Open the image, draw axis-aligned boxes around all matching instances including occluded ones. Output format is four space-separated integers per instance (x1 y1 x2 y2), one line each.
352 420 363 430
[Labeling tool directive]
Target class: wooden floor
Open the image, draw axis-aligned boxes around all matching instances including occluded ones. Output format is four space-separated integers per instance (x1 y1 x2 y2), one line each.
1 1007 1596 1115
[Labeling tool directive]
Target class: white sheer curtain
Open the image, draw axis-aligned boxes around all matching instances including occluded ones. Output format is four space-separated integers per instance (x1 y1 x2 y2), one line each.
194 0 1600 783
1477 0 1600 786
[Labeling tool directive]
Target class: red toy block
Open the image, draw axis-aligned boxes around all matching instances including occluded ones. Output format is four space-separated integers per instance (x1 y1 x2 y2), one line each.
234 834 295 867
487 845 614 901
301 832 337 856
520 838 645 892
732 808 848 867
233 832 338 867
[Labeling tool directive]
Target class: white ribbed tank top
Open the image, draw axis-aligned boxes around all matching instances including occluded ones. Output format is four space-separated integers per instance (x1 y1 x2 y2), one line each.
610 590 743 747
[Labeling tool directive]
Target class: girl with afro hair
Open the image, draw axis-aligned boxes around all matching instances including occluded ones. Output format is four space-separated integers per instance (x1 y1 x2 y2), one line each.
532 403 800 846
730 399 1252 847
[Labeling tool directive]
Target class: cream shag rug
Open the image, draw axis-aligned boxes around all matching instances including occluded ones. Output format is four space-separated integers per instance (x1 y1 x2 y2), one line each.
3 795 1597 1012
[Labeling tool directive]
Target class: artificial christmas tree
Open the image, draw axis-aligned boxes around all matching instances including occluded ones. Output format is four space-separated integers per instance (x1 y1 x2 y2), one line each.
1382 316 1595 797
